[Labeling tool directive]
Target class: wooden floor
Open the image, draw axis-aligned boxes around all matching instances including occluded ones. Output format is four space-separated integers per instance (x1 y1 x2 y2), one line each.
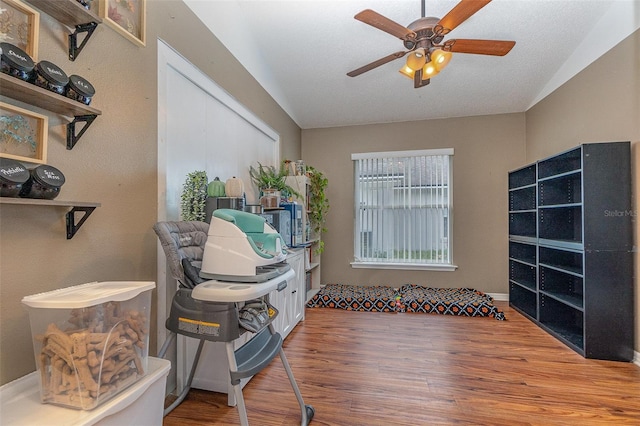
163 303 640 425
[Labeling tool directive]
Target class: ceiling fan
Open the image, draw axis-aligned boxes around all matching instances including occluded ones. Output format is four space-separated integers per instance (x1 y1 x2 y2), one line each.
347 0 516 88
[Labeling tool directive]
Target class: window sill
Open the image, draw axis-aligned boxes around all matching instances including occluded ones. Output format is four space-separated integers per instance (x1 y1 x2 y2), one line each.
350 262 458 271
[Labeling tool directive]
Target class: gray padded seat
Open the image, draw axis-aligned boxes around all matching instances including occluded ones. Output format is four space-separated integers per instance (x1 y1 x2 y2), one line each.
153 220 209 288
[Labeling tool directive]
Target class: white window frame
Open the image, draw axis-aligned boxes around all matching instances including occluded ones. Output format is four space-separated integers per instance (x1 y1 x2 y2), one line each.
351 148 457 271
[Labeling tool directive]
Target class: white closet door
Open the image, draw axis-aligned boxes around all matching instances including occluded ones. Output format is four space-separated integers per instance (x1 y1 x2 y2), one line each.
163 64 277 220
164 65 208 220
157 40 279 396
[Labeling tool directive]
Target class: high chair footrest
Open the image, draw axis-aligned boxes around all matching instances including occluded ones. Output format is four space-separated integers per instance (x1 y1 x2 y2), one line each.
230 328 282 383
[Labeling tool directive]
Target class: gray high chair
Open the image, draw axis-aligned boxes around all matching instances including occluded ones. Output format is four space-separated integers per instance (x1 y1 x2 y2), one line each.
153 220 314 425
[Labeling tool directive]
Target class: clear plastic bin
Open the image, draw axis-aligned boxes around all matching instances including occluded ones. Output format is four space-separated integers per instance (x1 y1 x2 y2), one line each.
21 281 155 410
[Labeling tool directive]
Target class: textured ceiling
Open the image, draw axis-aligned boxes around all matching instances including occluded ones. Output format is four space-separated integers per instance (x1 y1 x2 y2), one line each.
184 0 639 129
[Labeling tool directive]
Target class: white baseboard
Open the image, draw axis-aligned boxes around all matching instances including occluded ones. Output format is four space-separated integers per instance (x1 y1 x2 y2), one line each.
634 351 640 367
487 292 509 301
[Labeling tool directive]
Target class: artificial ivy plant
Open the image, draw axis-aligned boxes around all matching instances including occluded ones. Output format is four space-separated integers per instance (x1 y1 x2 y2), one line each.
180 170 208 221
306 165 329 254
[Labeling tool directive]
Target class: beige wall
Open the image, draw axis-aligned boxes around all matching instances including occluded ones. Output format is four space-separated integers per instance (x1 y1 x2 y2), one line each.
0 1 301 385
301 113 526 292
526 30 639 353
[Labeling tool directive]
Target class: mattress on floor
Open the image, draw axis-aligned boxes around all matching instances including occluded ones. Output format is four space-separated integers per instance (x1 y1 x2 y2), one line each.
307 283 505 320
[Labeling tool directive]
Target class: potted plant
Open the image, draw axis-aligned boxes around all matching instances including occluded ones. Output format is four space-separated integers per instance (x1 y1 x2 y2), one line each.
249 161 299 207
306 165 329 253
180 170 208 221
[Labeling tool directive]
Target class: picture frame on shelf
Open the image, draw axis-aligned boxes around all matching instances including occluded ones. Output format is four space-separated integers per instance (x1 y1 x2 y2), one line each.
98 0 145 47
0 0 40 60
0 102 48 164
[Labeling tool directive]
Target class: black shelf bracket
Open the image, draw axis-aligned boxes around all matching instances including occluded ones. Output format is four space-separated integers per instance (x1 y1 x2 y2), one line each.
67 114 97 149
68 22 98 61
66 206 97 239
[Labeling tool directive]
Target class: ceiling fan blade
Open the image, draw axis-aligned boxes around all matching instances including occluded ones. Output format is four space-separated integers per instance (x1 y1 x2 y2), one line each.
347 51 408 77
436 0 492 34
355 9 416 41
444 39 515 56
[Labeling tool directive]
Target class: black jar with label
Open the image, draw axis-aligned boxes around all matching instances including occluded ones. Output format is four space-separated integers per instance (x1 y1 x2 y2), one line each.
0 158 30 197
0 42 35 82
66 74 95 105
34 61 69 95
19 164 66 200
76 0 91 10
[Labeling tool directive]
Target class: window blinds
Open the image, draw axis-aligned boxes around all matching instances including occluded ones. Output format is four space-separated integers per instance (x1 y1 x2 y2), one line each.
352 149 453 266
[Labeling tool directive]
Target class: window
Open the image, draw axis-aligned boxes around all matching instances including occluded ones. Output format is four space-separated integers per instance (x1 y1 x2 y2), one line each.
351 149 455 271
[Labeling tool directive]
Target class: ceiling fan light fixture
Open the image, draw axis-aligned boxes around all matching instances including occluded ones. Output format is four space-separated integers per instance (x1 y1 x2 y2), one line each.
399 64 416 79
405 48 427 71
346 1 516 89
422 61 439 80
431 49 452 71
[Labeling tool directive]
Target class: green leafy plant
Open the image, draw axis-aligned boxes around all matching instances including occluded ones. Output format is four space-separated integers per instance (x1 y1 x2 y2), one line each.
249 161 299 197
180 170 208 221
306 165 329 254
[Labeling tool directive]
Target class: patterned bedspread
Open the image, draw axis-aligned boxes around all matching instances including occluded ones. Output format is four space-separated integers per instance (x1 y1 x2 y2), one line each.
398 284 505 320
306 284 398 312
307 283 505 320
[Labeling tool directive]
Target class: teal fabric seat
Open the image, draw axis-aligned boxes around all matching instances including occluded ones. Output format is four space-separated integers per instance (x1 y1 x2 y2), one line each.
246 233 282 258
213 209 265 233
213 209 285 258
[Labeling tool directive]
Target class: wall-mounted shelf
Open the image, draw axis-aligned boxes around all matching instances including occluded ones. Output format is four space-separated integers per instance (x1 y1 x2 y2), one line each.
0 74 101 149
0 198 101 239
24 0 102 61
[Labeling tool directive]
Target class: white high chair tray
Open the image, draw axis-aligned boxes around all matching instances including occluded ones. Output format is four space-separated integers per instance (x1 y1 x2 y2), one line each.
192 269 294 302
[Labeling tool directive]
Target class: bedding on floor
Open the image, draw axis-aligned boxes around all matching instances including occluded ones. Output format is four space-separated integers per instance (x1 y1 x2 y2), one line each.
307 283 505 320
306 284 398 312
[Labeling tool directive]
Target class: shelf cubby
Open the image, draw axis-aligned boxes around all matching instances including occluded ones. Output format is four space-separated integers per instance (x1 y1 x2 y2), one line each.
509 186 536 211
509 241 536 265
539 294 584 352
509 211 536 238
508 164 536 189
509 283 537 319
539 266 583 309
538 171 581 206
509 260 536 291
537 147 581 179
538 206 582 243
538 246 583 275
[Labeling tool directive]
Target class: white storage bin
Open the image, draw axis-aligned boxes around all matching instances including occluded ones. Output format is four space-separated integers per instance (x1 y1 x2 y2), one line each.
21 281 155 410
0 357 170 426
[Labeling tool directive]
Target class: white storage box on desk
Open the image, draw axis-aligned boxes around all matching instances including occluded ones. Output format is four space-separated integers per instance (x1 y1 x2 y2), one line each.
21 281 155 410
